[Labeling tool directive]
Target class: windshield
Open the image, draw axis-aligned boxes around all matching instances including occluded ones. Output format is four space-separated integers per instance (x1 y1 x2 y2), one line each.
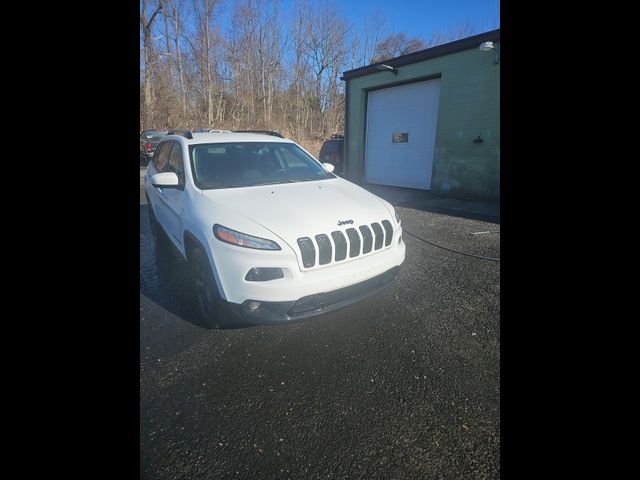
189 142 334 189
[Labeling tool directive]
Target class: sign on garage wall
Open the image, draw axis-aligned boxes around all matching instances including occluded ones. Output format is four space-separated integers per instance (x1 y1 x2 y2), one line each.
392 133 409 143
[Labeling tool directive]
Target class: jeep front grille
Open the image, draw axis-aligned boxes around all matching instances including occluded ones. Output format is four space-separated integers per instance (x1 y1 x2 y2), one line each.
331 231 347 261
359 225 373 254
371 222 384 250
297 237 315 268
346 228 360 258
296 220 394 269
381 220 394 247
315 234 332 265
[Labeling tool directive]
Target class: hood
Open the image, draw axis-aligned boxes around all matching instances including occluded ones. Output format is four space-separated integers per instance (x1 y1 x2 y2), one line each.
202 177 393 253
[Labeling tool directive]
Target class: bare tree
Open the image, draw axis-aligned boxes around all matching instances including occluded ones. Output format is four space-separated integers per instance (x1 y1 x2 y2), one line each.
227 0 284 127
285 5 311 138
361 11 389 65
192 0 221 126
370 21 480 64
140 0 163 127
164 0 189 119
139 0 484 155
294 0 347 137
371 32 426 62
426 21 479 47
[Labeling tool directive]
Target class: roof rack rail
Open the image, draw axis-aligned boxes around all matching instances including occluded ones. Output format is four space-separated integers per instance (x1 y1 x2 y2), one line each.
330 133 344 139
192 128 232 133
232 130 284 138
167 129 193 139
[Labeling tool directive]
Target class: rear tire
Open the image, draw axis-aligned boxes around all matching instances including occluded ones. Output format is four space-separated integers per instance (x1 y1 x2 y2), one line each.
189 247 231 329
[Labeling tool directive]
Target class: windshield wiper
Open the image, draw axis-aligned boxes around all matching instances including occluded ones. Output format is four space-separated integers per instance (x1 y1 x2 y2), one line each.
204 181 244 189
251 176 330 187
252 180 284 186
290 177 329 182
252 179 299 186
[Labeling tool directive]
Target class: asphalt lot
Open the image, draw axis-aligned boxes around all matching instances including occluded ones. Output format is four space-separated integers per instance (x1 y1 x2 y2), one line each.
140 170 500 479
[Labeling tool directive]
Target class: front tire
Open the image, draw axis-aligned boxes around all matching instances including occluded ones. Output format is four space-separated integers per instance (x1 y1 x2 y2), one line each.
189 247 231 329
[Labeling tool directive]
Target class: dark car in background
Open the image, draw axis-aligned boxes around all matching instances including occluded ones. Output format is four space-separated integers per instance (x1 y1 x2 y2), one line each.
166 128 192 137
140 129 167 165
319 134 344 175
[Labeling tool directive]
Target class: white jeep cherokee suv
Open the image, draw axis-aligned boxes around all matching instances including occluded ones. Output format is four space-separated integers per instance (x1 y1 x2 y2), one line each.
144 131 405 328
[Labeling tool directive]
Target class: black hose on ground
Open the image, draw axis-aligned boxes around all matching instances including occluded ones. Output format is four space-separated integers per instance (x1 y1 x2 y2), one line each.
403 228 500 262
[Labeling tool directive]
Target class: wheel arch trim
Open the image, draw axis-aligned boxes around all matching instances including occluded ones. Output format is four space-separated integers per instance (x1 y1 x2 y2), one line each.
183 229 228 300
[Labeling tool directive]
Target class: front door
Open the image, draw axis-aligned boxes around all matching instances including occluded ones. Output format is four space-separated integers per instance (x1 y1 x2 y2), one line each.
158 141 185 251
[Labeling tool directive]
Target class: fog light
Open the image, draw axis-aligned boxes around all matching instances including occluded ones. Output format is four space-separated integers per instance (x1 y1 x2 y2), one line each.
248 301 261 312
245 267 284 281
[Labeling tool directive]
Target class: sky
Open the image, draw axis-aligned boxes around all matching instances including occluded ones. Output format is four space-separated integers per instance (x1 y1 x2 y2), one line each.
338 0 500 39
146 0 500 49
211 0 500 40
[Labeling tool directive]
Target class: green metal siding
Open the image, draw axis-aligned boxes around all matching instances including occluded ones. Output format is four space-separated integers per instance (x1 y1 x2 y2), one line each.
344 44 500 201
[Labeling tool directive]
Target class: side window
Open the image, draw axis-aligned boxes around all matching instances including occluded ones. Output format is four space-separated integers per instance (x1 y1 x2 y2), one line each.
154 142 171 172
167 142 185 186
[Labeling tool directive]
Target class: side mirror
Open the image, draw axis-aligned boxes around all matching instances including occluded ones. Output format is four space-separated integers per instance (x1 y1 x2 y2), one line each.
151 172 180 187
322 162 335 173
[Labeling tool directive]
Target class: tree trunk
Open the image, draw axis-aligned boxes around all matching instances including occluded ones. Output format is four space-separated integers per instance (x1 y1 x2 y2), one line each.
171 6 187 118
141 1 162 127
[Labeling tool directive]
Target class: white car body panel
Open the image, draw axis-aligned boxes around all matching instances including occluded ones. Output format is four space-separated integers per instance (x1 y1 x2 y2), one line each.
200 178 395 271
144 133 405 321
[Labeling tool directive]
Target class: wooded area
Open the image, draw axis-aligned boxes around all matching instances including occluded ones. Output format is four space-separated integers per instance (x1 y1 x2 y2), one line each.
140 0 486 153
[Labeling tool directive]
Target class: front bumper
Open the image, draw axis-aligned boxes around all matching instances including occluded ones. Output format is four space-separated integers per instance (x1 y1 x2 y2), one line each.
227 266 399 324
207 224 405 305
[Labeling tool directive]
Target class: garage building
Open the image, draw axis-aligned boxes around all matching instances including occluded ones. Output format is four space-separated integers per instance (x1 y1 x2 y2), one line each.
341 29 500 202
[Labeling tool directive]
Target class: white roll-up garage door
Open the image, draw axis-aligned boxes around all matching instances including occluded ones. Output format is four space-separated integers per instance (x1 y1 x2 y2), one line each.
365 78 441 190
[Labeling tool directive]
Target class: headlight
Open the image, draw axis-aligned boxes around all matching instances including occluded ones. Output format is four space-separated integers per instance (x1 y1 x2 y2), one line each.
395 210 401 224
213 224 281 250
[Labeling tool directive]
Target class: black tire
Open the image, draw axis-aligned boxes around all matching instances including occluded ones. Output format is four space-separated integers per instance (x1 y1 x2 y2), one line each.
189 247 231 329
